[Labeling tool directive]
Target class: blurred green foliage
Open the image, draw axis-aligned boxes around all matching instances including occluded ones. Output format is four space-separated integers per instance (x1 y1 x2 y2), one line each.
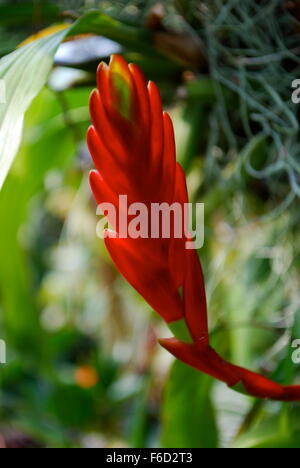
0 0 300 449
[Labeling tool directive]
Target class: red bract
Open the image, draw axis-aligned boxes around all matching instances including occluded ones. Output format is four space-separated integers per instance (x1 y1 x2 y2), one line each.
87 55 300 402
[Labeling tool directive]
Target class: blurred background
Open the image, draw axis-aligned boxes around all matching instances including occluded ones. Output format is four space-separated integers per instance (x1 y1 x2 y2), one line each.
0 0 300 448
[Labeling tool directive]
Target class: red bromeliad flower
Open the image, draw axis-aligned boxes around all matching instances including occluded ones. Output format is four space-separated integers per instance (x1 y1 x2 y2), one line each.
87 54 300 402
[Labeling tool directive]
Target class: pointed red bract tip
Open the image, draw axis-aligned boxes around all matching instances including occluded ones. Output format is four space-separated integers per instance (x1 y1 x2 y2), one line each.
96 60 108 77
104 54 136 121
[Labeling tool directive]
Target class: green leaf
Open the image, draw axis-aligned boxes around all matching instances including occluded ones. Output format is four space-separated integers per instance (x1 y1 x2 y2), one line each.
161 360 219 448
68 10 153 54
0 28 68 189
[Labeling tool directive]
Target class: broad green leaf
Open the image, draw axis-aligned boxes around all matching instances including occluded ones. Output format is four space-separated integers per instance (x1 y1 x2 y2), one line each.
0 29 69 189
161 360 218 448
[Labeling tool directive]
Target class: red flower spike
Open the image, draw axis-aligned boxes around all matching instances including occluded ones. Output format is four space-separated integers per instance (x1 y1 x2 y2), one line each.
88 54 300 402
